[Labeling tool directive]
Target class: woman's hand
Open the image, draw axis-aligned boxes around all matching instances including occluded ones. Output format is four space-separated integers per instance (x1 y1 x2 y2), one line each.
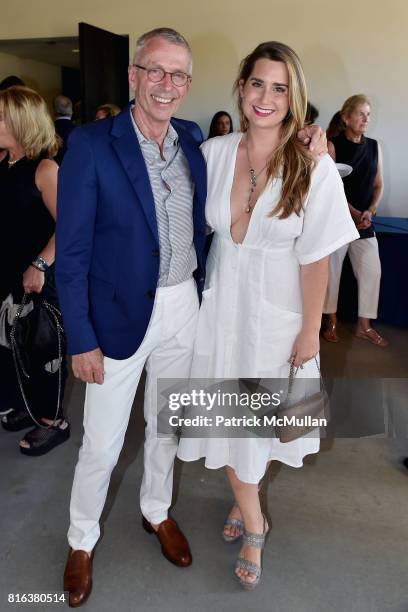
290 328 320 368
22 265 45 294
357 210 372 230
348 204 362 224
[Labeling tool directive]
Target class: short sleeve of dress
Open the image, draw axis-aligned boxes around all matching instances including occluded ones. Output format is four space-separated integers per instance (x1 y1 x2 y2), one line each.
294 154 360 265
199 137 214 163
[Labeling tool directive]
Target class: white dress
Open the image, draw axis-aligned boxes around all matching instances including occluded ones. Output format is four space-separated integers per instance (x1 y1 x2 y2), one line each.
177 133 359 483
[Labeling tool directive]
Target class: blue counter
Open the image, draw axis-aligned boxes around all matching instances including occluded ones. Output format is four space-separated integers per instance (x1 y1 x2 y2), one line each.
338 217 408 327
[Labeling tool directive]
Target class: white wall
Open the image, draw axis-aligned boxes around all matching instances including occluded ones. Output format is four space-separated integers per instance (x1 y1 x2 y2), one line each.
0 52 61 110
1 0 406 216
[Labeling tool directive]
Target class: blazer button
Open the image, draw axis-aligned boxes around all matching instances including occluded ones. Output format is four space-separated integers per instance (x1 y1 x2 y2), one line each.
152 249 160 257
146 289 155 299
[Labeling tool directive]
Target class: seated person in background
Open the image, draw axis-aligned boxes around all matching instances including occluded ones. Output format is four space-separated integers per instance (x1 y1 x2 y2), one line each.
322 94 387 347
95 103 121 120
326 110 344 141
207 110 233 138
305 102 319 124
54 94 75 165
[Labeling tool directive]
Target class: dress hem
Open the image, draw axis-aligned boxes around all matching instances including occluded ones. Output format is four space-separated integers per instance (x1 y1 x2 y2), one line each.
177 446 320 484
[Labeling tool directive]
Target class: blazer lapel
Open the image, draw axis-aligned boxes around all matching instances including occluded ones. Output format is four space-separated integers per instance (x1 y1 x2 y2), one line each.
111 109 159 244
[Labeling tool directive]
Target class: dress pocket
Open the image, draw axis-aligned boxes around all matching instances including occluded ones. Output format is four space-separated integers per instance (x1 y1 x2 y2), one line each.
256 299 303 374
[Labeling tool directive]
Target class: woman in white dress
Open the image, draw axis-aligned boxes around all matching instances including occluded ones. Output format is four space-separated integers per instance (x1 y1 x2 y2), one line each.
177 41 359 588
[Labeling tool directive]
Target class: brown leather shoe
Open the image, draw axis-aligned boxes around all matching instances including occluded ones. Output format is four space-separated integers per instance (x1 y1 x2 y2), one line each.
322 321 339 343
63 548 93 607
142 516 192 567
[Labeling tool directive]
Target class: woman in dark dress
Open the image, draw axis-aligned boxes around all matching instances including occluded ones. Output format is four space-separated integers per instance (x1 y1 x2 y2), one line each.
0 86 70 454
322 94 387 347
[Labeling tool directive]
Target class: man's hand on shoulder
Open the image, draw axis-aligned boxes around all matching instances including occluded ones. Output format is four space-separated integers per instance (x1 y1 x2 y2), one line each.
72 348 104 384
297 124 327 159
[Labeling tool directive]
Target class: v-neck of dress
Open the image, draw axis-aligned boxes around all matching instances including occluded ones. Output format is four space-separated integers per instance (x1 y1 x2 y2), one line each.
228 132 265 246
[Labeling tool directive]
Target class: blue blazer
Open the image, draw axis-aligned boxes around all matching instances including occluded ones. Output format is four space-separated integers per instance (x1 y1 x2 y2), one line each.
55 106 207 359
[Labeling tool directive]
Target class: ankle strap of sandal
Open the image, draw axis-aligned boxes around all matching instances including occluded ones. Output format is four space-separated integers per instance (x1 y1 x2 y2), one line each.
242 516 267 549
243 531 266 548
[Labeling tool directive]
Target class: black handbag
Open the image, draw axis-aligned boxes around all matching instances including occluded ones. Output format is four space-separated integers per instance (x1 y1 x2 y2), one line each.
9 292 66 375
8 292 65 429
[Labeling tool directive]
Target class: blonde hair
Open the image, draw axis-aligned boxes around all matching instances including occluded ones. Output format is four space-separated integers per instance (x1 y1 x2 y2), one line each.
341 94 371 119
234 41 314 219
0 86 58 159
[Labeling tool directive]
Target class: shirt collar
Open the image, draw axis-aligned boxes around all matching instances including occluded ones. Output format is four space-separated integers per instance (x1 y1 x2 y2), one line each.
130 105 178 147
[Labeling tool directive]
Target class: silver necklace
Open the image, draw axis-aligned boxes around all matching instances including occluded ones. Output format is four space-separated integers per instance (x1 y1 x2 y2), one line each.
245 142 270 214
7 155 24 167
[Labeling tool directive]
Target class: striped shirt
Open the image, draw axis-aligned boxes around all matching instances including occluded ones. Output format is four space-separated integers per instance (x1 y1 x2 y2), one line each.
130 108 197 287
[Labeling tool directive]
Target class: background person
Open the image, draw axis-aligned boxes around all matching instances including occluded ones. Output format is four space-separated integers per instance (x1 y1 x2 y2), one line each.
326 110 344 141
0 86 69 455
95 102 121 120
322 94 387 346
53 94 74 165
0 76 26 163
305 101 319 124
0 75 25 90
207 110 234 138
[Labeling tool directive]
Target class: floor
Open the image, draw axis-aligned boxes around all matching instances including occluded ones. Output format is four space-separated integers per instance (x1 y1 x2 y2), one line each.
1 321 407 612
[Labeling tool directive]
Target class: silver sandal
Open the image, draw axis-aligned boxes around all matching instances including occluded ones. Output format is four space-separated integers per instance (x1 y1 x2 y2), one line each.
235 515 269 590
222 504 244 542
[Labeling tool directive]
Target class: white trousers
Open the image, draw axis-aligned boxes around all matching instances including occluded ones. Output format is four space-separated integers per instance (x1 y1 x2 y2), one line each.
323 237 381 319
68 278 199 552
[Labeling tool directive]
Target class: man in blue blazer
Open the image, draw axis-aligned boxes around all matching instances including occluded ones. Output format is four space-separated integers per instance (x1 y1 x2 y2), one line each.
58 28 207 606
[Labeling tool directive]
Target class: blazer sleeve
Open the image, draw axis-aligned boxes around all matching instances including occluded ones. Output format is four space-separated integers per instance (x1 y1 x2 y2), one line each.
55 127 99 355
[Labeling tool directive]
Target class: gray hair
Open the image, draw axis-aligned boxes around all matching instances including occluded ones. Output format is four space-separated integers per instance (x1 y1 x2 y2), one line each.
53 94 73 117
133 27 192 73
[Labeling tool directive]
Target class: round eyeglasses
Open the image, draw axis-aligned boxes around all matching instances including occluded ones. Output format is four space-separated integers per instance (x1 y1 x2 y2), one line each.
133 64 191 87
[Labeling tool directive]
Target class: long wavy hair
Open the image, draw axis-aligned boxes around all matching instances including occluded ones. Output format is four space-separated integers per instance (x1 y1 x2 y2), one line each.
0 86 58 159
234 41 314 219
